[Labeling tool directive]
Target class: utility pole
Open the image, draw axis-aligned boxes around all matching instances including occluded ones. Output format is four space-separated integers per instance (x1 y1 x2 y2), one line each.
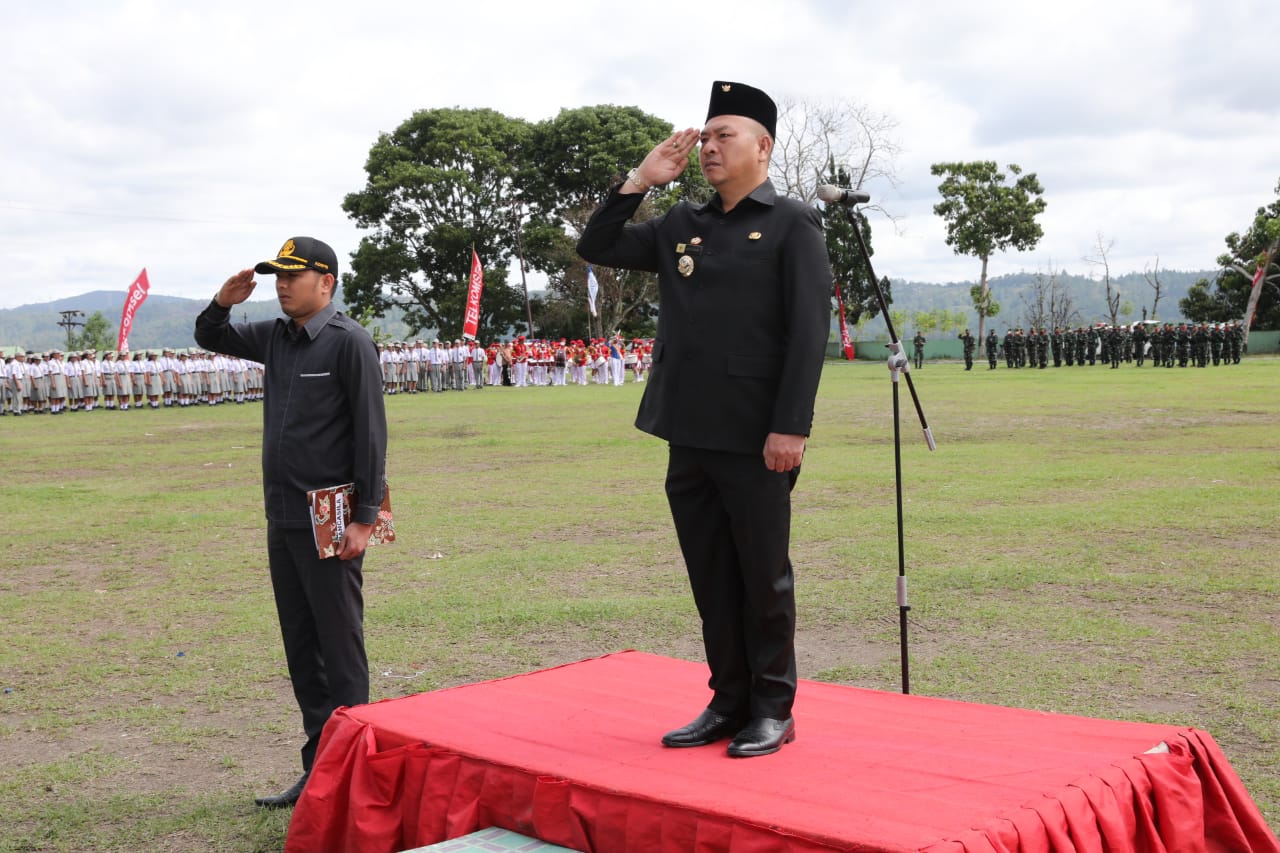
57 310 85 349
511 205 535 336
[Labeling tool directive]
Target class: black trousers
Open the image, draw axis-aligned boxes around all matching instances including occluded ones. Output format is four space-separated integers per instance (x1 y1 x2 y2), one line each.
266 525 369 772
664 445 798 720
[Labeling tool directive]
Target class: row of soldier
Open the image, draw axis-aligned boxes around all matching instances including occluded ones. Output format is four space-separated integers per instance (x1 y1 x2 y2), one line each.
955 322 1247 370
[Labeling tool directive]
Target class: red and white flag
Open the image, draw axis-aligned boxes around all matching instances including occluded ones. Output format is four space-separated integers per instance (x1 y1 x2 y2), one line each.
117 268 150 353
462 248 484 340
1242 262 1267 338
835 282 855 360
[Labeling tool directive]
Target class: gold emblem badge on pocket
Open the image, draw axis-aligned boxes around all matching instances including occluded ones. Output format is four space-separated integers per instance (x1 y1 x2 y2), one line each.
678 255 695 277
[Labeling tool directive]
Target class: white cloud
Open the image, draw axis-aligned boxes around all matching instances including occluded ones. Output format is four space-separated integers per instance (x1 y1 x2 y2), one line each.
1 0 1276 310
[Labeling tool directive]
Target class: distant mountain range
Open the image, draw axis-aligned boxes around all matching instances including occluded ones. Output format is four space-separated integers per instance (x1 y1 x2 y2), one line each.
1 268 1213 352
854 268 1211 338
0 290 418 353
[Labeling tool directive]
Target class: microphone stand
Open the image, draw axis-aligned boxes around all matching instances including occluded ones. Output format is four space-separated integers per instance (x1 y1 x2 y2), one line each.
837 203 935 695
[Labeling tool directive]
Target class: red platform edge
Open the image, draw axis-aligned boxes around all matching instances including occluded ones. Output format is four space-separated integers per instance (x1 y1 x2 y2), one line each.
285 651 1278 853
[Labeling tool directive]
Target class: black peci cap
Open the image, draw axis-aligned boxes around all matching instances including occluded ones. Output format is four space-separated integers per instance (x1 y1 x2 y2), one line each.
706 81 777 138
254 237 338 277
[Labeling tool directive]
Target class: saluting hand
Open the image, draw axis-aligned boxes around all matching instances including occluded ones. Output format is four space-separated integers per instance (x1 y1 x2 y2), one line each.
215 269 257 308
628 128 700 191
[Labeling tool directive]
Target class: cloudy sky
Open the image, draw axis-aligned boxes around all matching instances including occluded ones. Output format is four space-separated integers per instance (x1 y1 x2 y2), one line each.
2 0 1277 310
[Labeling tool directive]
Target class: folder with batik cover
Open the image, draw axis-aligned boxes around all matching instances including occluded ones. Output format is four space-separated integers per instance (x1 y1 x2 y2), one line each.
307 482 394 559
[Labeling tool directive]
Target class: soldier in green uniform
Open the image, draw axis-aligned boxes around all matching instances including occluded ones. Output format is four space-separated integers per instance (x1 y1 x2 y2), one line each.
1209 323 1224 365
1132 323 1147 366
985 330 998 369
959 329 975 371
1175 324 1190 367
912 332 926 369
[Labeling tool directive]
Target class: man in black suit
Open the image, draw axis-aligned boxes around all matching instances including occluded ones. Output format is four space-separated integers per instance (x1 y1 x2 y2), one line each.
577 81 832 757
195 238 387 807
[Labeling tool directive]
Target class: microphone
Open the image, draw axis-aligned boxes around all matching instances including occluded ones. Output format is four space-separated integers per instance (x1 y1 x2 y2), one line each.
817 184 870 206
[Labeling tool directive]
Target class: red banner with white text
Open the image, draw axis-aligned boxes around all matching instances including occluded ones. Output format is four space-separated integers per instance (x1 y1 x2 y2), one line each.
462 249 484 340
117 268 150 354
835 283 855 360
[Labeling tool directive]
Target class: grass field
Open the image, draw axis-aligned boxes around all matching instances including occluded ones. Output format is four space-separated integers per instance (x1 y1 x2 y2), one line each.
1 357 1278 851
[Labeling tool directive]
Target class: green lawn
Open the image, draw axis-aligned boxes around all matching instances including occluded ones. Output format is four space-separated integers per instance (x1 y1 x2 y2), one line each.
1 357 1277 850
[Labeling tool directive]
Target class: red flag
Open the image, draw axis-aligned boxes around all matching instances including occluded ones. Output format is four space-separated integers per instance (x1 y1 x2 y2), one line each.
835 282 855 360
117 268 150 353
462 248 484 340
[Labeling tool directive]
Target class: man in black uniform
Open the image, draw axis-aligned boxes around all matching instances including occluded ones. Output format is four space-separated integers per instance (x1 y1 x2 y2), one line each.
194 237 387 806
985 330 998 369
577 81 830 758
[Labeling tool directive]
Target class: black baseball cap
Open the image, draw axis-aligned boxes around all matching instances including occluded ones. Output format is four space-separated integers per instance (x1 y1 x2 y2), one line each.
254 237 338 277
706 81 777 138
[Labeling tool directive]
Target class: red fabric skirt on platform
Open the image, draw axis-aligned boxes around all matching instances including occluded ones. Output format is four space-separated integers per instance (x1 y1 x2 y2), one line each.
286 651 1277 853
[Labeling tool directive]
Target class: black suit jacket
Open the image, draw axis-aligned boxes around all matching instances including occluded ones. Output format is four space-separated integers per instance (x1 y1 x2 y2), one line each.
577 180 832 456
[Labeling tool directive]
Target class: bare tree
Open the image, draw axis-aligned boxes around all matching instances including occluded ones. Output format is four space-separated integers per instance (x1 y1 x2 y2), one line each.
1020 264 1080 330
1020 274 1050 330
770 96 900 213
770 96 903 330
1084 233 1121 324
1142 256 1165 320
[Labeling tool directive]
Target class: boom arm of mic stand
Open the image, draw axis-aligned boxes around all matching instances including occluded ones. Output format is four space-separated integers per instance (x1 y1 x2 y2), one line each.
841 206 936 451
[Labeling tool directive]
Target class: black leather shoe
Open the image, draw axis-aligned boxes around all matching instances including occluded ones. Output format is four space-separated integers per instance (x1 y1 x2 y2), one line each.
726 716 795 757
254 772 309 808
661 709 747 748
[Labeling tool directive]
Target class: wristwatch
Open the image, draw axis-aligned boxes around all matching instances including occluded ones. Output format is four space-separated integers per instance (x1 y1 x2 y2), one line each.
626 168 649 192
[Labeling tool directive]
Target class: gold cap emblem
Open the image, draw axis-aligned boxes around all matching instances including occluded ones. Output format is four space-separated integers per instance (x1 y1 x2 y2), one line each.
278 239 295 257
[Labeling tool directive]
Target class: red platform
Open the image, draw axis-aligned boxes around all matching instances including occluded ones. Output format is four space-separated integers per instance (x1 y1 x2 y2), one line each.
286 651 1277 852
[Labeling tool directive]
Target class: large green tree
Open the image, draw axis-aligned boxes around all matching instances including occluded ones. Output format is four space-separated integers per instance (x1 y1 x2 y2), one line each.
342 108 531 340
1180 179 1280 334
519 104 709 340
931 161 1046 344
71 311 115 352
